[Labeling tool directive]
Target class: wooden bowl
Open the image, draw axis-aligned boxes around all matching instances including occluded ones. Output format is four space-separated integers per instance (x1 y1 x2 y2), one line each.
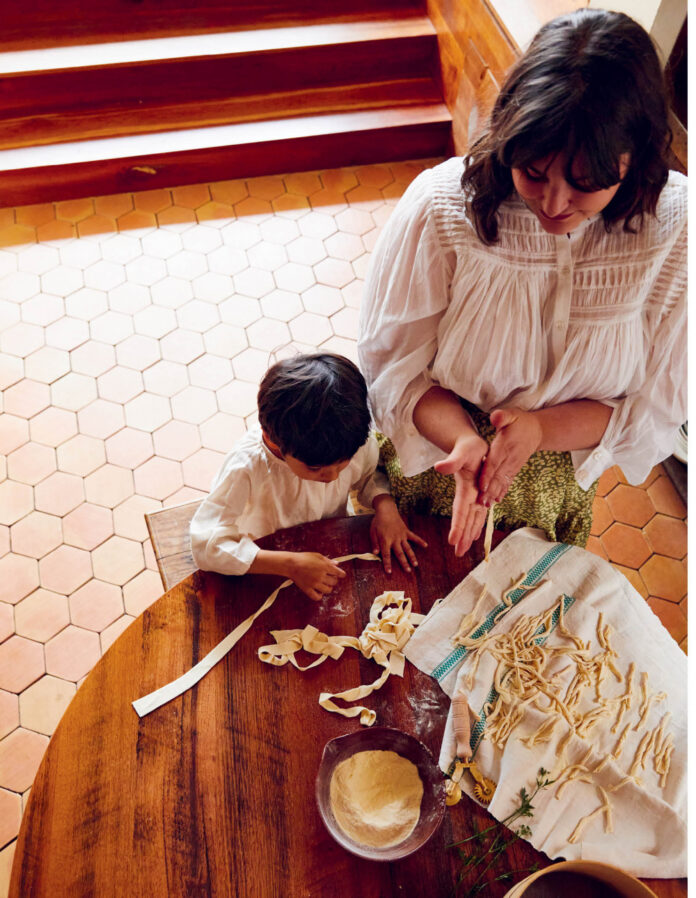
504 860 658 897
315 726 447 861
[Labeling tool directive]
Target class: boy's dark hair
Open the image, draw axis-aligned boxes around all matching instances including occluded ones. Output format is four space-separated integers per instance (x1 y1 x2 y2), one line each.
461 9 671 244
257 353 371 467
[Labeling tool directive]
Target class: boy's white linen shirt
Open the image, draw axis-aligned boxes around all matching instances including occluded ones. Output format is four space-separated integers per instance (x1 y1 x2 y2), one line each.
358 157 687 489
190 427 390 575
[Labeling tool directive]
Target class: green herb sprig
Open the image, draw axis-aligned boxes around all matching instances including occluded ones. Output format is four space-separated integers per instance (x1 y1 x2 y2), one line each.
449 767 556 897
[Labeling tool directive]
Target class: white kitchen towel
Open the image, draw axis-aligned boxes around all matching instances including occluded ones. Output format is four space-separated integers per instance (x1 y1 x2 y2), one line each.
404 528 687 878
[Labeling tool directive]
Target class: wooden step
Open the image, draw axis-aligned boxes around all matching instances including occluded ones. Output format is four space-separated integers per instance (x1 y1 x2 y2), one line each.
3 1 426 49
0 19 439 130
0 105 452 206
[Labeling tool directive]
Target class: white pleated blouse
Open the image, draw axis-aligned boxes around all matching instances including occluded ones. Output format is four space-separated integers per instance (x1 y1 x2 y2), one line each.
358 157 687 489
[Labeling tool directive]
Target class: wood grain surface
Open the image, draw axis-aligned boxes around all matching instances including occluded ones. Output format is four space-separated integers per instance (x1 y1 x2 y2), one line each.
9 514 685 898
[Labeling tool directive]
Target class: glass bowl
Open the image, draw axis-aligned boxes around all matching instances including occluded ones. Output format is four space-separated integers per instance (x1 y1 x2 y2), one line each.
315 726 447 861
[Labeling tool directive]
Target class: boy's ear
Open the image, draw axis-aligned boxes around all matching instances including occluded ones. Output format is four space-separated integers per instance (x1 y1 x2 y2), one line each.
261 430 284 458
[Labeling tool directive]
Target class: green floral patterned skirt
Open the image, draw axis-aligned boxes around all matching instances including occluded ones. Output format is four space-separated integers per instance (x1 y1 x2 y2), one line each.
377 402 598 547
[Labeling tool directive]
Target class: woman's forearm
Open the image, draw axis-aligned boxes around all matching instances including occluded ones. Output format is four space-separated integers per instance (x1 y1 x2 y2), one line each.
532 400 613 451
413 386 480 453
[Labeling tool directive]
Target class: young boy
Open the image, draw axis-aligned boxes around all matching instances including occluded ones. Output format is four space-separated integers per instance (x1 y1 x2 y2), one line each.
190 353 426 600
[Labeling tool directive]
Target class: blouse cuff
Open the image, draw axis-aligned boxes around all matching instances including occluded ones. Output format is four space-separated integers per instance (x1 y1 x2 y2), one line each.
572 445 613 491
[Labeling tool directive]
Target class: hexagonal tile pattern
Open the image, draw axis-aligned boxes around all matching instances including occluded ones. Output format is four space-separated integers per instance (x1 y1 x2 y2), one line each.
18 676 76 736
0 162 688 833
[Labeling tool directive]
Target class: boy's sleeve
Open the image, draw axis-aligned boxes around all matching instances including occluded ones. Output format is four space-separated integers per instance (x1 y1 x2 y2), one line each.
352 434 391 510
190 467 260 576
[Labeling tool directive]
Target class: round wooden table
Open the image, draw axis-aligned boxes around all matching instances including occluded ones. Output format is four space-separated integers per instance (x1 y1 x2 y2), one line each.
9 515 686 897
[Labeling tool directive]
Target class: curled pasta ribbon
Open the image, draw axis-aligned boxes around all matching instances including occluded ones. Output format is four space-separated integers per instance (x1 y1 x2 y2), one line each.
259 590 424 726
132 552 380 717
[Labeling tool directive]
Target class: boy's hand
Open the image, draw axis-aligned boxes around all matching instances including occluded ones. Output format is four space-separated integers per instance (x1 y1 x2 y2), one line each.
287 552 346 601
370 496 427 574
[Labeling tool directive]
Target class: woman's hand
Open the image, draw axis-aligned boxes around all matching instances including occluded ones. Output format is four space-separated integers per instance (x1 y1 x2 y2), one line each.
434 432 489 556
478 408 542 506
370 495 427 574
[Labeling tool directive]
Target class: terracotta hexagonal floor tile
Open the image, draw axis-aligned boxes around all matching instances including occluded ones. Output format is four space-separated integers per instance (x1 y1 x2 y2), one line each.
123 570 164 618
287 236 328 266
91 536 144 586
84 261 126 292
247 242 288 273
187 355 233 391
352 253 370 280
0 786 21 848
176 299 220 334
596 467 620 498
273 193 309 218
0 636 44 692
57 433 106 476
181 449 225 492
77 398 127 440
150 275 193 309
51 371 98 412
231 347 270 384
331 307 359 340
589 496 613 537
133 305 177 340
113 495 161 541
14 588 69 642
62 503 113 551
0 556 40 605
319 335 358 364
233 267 275 299
3 379 50 419
58 238 100 270
284 171 322 197
133 188 172 214
640 555 687 603
354 164 394 190
160 329 205 365
100 614 136 653
133 457 183 501
0 353 23 392
0 415 29 457
219 296 261 329
605 483 656 528
69 579 123 631
153 420 200 462
18 675 76 736
216 380 259 418
163 487 206 508
0 691 19 740
0 271 39 303
97 367 143 405
170 386 217 425
0 727 48 794
302 284 343 316
245 318 291 353
313 258 354 289
45 316 89 352
34 471 84 516
30 407 77 447
210 179 248 206
104 428 153 469
156 205 196 228
142 359 188 398
101 233 141 265
166 249 207 280
124 393 172 432
56 197 94 222
611 564 648 599
65 286 108 321
334 207 376 238
39 545 92 595
319 168 358 193
647 596 687 644
600 523 651 569
643 514 687 559
259 290 302 324
647 475 687 519
298 211 337 240
7 442 56 486
44 625 101 682
207 245 247 277
0 524 7 558
0 601 12 643
199 413 245 453
90 309 133 345
70 340 116 378
84 464 134 509
141 228 183 259
275 261 316 294
172 183 210 208
289 312 332 346
0 322 43 360
115 334 161 371
24 346 70 385
191 272 232 302
108 283 150 316
10 512 62 559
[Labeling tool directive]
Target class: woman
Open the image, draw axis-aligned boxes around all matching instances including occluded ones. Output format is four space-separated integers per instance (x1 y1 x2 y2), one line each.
358 9 686 555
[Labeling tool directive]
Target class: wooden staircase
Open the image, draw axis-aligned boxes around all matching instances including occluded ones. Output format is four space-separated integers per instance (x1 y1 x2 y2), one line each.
0 2 452 205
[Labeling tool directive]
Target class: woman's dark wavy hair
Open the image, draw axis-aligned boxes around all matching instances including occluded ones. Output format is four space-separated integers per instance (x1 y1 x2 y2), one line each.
461 8 671 244
258 352 371 467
